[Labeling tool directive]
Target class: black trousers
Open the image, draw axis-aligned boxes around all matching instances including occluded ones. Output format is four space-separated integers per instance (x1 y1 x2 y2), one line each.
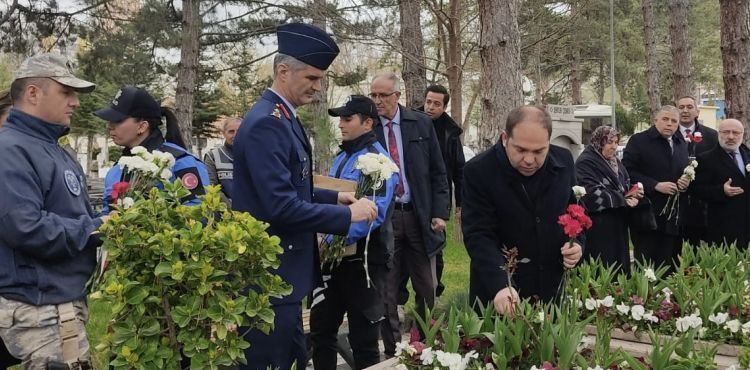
240 303 306 370
631 229 682 272
380 208 436 356
310 262 385 370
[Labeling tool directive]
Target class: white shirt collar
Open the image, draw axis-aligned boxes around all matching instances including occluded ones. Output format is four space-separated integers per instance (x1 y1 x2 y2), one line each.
380 106 402 126
680 123 696 137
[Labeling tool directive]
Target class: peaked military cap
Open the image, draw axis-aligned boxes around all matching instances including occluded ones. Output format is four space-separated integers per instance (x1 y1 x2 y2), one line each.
277 23 340 70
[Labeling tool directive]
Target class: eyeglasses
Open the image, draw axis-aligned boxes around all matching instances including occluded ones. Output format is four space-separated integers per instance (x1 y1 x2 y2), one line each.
368 91 398 100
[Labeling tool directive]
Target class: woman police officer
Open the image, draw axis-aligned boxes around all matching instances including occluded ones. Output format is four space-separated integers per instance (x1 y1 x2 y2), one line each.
95 86 209 213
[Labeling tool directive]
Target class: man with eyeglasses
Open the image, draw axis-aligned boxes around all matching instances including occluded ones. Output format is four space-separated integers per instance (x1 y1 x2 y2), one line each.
369 72 449 358
692 118 750 249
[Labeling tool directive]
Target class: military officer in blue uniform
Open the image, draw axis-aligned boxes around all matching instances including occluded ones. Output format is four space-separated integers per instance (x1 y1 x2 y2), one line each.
232 23 378 369
94 86 209 213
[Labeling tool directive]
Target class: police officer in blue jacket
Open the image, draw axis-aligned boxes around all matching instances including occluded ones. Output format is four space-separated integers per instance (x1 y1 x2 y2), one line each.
310 96 398 370
232 23 378 370
0 53 106 369
94 86 209 213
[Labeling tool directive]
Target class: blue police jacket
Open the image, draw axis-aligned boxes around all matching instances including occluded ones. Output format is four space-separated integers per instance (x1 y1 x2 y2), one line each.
0 109 102 305
233 89 351 304
101 134 209 214
325 133 397 262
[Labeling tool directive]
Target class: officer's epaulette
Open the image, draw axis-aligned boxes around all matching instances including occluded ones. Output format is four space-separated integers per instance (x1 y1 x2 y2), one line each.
271 103 291 120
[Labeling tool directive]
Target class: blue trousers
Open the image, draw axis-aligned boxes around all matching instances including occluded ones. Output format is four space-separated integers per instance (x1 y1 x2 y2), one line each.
240 303 306 370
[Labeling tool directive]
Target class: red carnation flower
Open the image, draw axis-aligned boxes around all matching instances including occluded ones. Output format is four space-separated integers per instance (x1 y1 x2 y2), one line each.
110 181 130 201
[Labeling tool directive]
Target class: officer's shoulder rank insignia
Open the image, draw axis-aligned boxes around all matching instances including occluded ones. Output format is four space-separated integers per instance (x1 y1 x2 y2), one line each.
274 103 291 119
271 106 281 119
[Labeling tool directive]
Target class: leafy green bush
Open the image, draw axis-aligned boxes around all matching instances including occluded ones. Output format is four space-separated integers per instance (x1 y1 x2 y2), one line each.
92 182 290 369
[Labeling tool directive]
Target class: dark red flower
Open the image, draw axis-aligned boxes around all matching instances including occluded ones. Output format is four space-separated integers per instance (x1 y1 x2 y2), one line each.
630 295 645 305
410 341 425 355
409 326 421 343
729 306 740 318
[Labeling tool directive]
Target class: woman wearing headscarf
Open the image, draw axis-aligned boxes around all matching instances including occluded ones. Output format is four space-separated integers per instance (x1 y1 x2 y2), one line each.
575 125 643 274
95 86 209 214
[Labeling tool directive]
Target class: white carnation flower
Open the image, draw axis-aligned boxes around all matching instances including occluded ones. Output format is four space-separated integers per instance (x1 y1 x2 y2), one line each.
691 160 698 168
631 305 645 321
709 312 728 325
742 321 750 335
662 287 673 301
725 319 741 333
746 163 750 173
644 268 657 282
616 303 630 315
572 185 586 199
642 311 659 323
131 146 148 155
160 168 172 180
122 197 134 209
585 298 597 311
420 347 434 365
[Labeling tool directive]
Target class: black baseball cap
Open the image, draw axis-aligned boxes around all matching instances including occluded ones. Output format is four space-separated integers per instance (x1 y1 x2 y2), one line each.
94 86 162 123
328 95 379 120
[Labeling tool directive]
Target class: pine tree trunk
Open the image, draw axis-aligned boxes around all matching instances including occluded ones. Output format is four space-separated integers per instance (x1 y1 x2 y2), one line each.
570 47 582 105
642 0 662 114
174 0 200 151
720 0 750 143
596 59 607 104
399 0 427 109
668 0 693 101
569 1 582 105
446 0 463 127
310 0 333 174
477 0 522 150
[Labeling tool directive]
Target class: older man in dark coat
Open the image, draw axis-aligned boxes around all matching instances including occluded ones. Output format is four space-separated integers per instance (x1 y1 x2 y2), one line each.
462 106 583 313
692 119 750 249
622 105 690 269
370 72 450 357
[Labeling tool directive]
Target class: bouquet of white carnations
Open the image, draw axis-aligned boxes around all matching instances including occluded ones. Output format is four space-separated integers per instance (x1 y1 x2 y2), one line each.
321 152 398 284
108 146 176 209
660 159 698 221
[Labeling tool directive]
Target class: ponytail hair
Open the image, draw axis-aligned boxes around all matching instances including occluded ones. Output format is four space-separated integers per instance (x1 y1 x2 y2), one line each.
161 107 187 148
143 107 187 149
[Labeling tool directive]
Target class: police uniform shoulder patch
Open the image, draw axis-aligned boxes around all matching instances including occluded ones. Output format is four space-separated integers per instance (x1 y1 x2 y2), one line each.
181 172 199 190
64 169 82 196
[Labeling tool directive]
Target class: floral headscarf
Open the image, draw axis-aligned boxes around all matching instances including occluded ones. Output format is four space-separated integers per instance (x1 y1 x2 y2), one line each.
589 125 620 174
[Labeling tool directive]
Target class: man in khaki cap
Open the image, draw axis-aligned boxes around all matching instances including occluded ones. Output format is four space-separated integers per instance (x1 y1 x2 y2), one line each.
0 53 107 369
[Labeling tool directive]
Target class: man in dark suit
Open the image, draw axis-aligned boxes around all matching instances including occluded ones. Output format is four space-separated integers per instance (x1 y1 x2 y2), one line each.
422 84 465 298
462 105 583 313
232 23 377 370
623 105 690 269
692 119 750 249
676 96 719 246
370 72 450 357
